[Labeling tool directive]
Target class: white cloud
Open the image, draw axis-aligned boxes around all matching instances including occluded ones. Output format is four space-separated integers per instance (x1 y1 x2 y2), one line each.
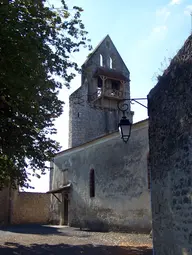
152 25 168 33
169 0 182 5
184 5 192 15
156 7 171 22
137 0 182 53
138 25 168 49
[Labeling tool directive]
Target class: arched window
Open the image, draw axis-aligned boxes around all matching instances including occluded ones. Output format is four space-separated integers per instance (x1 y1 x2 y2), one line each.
89 168 95 197
147 152 150 190
109 57 113 69
100 54 103 66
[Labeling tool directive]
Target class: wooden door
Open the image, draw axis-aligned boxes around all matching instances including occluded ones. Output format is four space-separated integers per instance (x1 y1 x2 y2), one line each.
64 193 68 225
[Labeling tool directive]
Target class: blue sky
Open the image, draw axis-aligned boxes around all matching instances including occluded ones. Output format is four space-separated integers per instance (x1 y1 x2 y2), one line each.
27 0 192 192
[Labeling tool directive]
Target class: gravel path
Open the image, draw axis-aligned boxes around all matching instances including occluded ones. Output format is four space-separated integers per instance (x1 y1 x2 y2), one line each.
0 225 152 254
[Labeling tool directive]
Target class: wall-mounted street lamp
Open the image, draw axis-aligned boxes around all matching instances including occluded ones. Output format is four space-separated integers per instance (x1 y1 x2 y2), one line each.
118 98 148 143
118 101 132 143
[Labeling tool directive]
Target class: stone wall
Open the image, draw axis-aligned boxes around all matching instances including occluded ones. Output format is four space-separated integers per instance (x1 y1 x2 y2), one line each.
68 83 120 148
11 191 51 225
148 35 192 254
51 119 151 232
0 187 10 225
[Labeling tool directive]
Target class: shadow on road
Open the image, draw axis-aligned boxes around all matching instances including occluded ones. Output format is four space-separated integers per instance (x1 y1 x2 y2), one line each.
0 224 90 238
0 242 152 255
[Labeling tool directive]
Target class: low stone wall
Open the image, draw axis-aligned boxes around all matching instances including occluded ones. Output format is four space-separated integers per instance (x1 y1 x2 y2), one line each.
0 188 9 225
11 192 51 225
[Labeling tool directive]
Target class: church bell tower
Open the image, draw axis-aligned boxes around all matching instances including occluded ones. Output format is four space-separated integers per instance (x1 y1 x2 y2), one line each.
68 35 133 148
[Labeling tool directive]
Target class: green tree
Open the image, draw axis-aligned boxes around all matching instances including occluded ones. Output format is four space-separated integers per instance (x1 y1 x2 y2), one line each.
0 0 91 189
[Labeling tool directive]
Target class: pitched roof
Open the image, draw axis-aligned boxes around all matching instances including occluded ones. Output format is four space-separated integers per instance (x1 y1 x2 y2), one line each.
82 35 130 73
82 35 110 67
93 67 129 81
47 183 71 194
54 118 148 158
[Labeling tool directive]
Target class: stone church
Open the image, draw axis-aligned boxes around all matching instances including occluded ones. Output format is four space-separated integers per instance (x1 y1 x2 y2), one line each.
48 35 151 232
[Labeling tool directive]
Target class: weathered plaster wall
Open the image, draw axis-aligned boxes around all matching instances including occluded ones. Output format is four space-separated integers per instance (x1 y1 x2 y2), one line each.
148 35 192 254
51 120 151 232
11 191 51 224
0 187 9 225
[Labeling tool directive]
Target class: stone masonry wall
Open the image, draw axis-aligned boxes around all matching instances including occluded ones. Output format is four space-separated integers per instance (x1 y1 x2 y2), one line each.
11 191 51 225
0 187 9 225
68 83 120 148
52 120 151 232
148 35 192 255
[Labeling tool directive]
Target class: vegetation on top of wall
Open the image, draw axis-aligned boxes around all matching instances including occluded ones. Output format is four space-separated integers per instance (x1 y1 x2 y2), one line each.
152 56 174 83
150 34 192 95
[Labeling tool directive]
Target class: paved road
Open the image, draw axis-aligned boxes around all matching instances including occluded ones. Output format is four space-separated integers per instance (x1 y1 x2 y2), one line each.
0 225 152 255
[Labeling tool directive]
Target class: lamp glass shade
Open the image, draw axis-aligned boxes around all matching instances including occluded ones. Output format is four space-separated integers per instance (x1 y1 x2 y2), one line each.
118 117 132 143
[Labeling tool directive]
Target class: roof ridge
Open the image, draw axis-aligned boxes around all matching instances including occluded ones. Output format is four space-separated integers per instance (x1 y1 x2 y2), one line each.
82 35 110 67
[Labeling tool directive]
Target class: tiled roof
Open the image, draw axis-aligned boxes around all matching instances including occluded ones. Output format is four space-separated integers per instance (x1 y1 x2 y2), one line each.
93 67 129 82
47 183 71 194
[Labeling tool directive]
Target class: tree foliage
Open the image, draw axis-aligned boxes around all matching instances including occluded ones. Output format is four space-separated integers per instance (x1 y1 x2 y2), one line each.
0 0 91 189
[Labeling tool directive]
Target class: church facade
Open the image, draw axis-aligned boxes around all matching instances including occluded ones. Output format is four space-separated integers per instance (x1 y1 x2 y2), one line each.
48 35 151 232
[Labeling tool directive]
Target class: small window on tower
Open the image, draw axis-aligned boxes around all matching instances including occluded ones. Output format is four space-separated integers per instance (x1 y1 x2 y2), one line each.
100 54 103 66
110 57 113 69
